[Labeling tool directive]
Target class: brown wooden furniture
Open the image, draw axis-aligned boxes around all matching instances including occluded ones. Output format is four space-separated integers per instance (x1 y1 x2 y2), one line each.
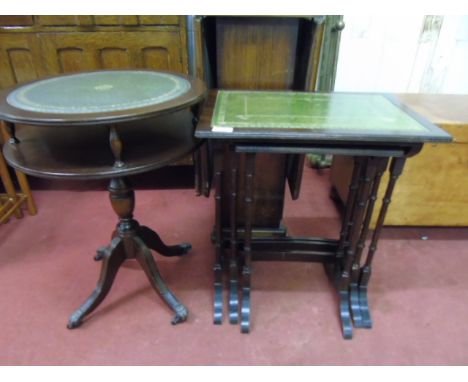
0 15 193 210
200 16 327 235
197 90 451 339
330 94 468 227
1 70 206 328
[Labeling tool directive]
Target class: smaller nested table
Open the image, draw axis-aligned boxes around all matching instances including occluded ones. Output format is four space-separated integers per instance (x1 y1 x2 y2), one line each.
196 90 452 338
0 70 206 328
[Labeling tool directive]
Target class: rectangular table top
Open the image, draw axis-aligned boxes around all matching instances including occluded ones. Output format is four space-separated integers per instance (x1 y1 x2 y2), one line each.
196 90 452 143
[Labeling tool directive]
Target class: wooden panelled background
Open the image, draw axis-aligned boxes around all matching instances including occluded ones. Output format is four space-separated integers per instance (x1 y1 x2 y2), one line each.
0 15 189 90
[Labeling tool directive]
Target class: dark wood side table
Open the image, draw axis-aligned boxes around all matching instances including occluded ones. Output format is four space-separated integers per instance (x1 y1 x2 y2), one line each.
0 70 206 328
195 90 452 338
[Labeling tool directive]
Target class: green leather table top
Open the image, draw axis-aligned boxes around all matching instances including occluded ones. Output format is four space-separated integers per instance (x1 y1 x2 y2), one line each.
204 90 452 143
7 71 191 114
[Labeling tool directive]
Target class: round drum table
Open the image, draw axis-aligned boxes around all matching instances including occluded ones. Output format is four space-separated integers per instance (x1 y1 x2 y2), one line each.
0 70 206 328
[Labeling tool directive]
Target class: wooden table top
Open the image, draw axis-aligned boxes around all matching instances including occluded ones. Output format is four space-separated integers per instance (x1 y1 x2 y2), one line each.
196 90 452 144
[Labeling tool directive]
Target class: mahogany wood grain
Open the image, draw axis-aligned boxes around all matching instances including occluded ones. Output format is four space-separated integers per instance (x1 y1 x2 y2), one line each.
215 17 299 90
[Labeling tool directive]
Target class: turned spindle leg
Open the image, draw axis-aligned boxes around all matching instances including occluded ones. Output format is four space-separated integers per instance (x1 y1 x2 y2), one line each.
109 125 124 168
359 157 406 329
338 157 372 339
213 148 225 324
332 157 364 339
228 146 240 324
194 147 202 196
327 157 363 284
348 158 381 328
4 121 20 144
241 153 255 333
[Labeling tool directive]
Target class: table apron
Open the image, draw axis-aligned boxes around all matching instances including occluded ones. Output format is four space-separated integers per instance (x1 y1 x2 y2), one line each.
234 144 407 157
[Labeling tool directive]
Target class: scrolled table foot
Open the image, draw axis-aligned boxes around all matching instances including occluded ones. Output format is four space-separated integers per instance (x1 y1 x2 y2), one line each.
240 266 251 334
240 305 250 333
67 237 125 329
339 290 353 340
134 237 189 325
94 246 109 261
241 285 251 333
229 258 240 324
171 304 189 325
350 283 364 328
229 277 239 324
67 315 83 329
177 242 192 254
358 285 372 328
138 225 191 257
213 263 224 324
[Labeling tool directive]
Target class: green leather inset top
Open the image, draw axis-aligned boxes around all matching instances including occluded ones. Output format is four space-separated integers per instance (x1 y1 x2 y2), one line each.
7 71 191 114
212 91 428 133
